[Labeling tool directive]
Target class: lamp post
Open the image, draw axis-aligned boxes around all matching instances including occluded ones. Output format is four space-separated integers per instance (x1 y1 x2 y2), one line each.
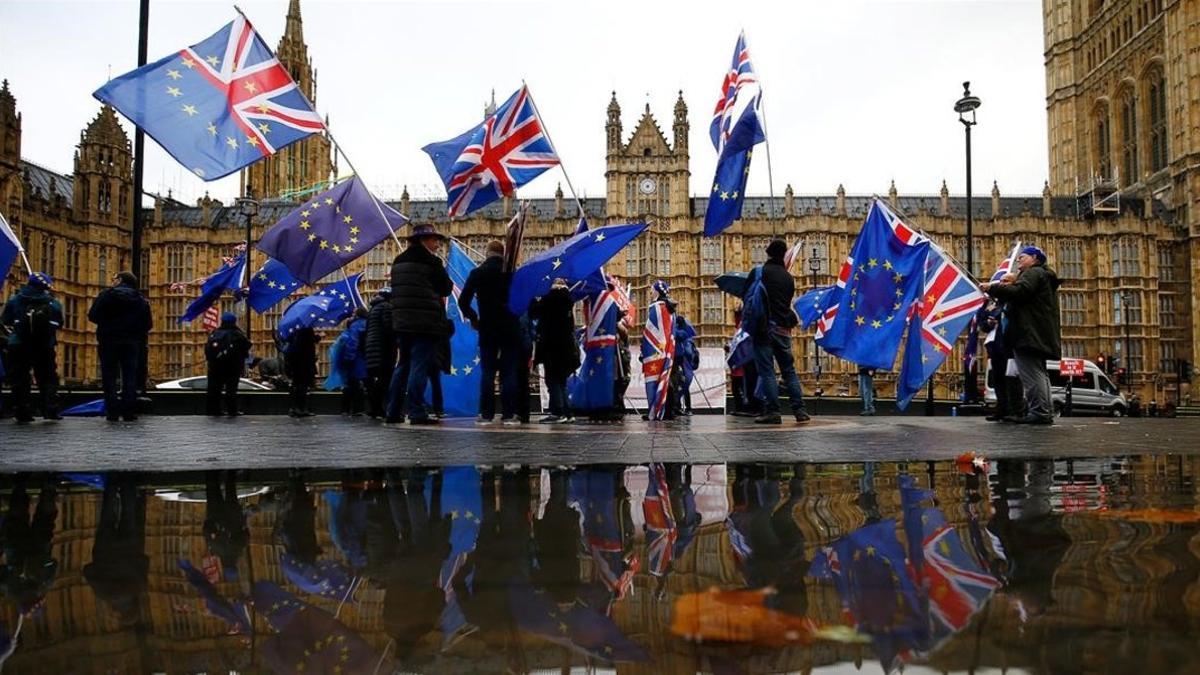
955 81 981 402
808 247 822 391
1120 291 1133 394
236 187 259 345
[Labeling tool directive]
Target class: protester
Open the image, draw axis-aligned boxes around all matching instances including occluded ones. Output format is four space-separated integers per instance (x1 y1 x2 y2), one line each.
429 337 449 419
389 224 453 425
87 271 152 422
0 475 59 615
531 278 579 423
614 314 632 418
204 312 251 417
748 240 810 424
858 366 876 416
282 326 319 418
1 272 63 423
459 240 521 425
329 307 369 416
674 314 700 415
515 313 534 424
363 288 395 419
978 300 1026 422
981 245 1061 425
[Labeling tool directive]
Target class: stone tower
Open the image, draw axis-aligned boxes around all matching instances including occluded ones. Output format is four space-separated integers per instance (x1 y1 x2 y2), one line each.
604 94 690 221
73 106 132 229
238 0 333 202
0 80 20 210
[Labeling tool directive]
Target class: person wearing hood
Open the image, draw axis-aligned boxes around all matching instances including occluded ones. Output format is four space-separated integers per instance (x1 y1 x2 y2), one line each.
364 288 396 419
204 312 251 417
1 272 64 423
88 271 152 422
981 245 1062 425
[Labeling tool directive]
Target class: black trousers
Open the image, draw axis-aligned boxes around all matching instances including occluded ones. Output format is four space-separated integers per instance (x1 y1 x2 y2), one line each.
206 362 241 415
99 340 139 419
8 344 59 418
341 377 365 415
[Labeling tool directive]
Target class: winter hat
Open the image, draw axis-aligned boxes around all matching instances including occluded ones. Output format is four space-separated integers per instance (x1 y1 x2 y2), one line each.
1019 245 1047 264
766 239 788 259
220 312 238 325
652 279 670 297
28 272 53 290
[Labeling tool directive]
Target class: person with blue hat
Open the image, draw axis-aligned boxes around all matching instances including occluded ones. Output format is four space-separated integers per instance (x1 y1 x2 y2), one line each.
981 245 1062 425
204 311 251 416
1 272 63 423
88 271 152 422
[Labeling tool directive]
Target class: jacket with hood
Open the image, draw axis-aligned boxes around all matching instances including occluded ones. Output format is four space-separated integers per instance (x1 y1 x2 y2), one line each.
1 284 64 349
987 263 1062 360
364 294 396 373
88 282 152 343
390 244 453 336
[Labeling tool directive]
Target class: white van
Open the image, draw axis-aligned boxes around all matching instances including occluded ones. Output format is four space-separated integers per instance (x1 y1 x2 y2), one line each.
984 358 1128 416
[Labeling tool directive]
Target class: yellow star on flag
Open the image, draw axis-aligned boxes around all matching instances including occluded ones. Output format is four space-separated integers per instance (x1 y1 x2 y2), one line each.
463 365 473 375
343 244 353 253
938 326 947 336
855 316 866 326
343 215 353 224
349 226 360 235
166 69 182 80
896 288 905 297
594 232 605 242
225 136 238 149
258 274 268 281
318 240 328 249
868 258 878 268
712 183 720 193
205 55 219 66
243 81 258 93
332 244 341 253
307 234 316 242
349 237 358 244
300 221 310 230
720 191 730 200
267 281 277 289
324 198 334 205
257 122 271 134
257 103 269 113
871 319 882 329
166 86 182 97
893 273 903 283
450 366 458 376
206 122 217 136
883 260 893 270
181 104 198 116
310 201 321 209
181 57 196 69
731 190 739 199
301 210 310 217
246 136 260 148
552 258 562 269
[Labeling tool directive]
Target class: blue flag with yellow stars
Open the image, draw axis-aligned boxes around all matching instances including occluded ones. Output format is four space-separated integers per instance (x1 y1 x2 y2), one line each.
256 176 407 285
508 223 647 315
247 258 302 313
276 273 363 340
816 201 930 370
793 285 834 329
93 14 324 181
179 252 245 323
440 242 482 417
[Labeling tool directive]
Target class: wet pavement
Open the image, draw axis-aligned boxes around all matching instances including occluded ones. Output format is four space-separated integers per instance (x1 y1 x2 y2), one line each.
0 454 1196 674
1 414 1198 471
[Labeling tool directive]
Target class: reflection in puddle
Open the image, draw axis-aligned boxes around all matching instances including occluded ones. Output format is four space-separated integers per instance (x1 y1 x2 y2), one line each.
0 457 1196 673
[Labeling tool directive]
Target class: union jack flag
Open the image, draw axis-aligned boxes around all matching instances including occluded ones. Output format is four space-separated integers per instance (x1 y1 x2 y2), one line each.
895 244 986 409
814 255 853 340
991 241 1023 283
710 32 760 153
95 14 324 181
641 301 676 420
642 464 678 577
423 85 560 218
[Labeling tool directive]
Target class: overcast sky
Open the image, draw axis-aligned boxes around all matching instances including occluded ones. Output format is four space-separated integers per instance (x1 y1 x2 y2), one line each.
0 0 1048 206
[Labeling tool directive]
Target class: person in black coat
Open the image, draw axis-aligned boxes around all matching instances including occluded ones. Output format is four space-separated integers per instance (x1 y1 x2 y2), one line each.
530 280 579 423
204 312 251 417
388 225 453 425
751 240 809 425
84 473 148 625
364 289 396 419
87 271 152 422
283 326 319 418
459 240 521 423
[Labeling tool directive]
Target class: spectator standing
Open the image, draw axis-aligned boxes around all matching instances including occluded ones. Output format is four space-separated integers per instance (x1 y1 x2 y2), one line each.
204 312 251 417
87 271 152 422
2 272 63 423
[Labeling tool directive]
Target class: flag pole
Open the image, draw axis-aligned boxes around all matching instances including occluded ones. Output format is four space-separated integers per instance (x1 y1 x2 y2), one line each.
740 31 778 229
523 83 587 219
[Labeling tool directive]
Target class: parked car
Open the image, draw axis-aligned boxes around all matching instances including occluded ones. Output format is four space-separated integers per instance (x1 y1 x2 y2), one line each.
984 358 1128 416
155 376 272 391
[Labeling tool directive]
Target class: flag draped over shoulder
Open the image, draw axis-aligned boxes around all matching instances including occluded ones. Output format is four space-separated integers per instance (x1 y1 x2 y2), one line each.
276 273 363 339
179 252 246 323
247 258 303 313
704 33 767 238
94 14 323 181
815 201 930 369
641 301 676 420
423 85 560 218
441 242 482 417
256 177 406 285
0 210 23 289
570 289 621 412
895 244 986 410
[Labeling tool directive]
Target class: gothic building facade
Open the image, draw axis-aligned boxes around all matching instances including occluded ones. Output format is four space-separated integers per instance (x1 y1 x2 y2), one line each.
0 0 1195 403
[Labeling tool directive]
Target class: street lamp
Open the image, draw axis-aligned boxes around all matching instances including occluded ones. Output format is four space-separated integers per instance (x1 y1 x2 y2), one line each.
955 81 981 402
1119 291 1133 394
236 186 259 344
808 246 823 394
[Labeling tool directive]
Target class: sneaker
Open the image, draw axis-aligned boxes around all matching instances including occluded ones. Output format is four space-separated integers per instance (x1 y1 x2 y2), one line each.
794 411 812 423
563 416 576 424
476 416 496 426
501 417 522 427
754 414 783 424
433 412 446 420
538 415 562 424
409 417 439 426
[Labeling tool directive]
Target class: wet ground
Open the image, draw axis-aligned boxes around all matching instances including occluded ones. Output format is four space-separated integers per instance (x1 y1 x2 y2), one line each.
0 452 1196 674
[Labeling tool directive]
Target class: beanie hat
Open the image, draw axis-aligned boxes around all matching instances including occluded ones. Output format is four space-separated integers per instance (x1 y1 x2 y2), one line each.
220 312 238 325
28 272 53 290
766 239 788 259
1020 245 1047 264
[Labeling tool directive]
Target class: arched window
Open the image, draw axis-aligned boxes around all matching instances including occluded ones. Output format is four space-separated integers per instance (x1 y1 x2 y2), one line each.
1120 89 1138 185
97 249 108 284
658 240 671 276
98 179 112 214
1094 104 1112 180
1147 68 1168 172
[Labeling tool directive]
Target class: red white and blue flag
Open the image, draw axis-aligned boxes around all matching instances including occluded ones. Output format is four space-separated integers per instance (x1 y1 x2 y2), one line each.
991 241 1022 283
895 244 987 409
710 32 760 153
642 463 678 578
641 301 676 420
570 289 621 412
95 14 324 181
423 85 560 218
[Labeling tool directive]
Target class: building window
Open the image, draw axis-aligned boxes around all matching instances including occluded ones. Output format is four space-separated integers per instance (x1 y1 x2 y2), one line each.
66 244 81 282
521 239 549 265
749 237 771 266
1110 238 1141 276
40 236 56 277
1120 90 1138 185
164 344 185 379
166 245 194 285
1123 339 1144 372
658 241 671 276
166 297 186 330
625 240 639 277
1157 245 1175 281
953 238 983 278
366 239 396 283
98 180 112 214
63 344 78 381
1158 293 1176 327
1095 105 1112 180
1062 340 1086 359
64 297 79 331
1113 291 1143 324
1061 292 1086 326
464 237 490 264
97 249 108 285
1160 340 1177 373
701 290 724 324
1058 240 1084 279
700 239 723 276
1148 69 1168 172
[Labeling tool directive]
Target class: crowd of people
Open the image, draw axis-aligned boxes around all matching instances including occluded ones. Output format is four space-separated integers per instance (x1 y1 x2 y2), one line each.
0 231 1070 426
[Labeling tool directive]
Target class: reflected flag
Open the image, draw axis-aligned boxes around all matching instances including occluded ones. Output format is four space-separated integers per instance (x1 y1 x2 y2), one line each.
642 463 678 577
94 14 323 180
509 581 649 662
569 469 639 602
247 257 302 313
641 300 676 420
704 33 766 237
442 242 482 416
279 552 359 602
895 244 986 410
256 177 406 285
251 581 385 674
436 466 483 647
178 559 251 634
179 252 245 323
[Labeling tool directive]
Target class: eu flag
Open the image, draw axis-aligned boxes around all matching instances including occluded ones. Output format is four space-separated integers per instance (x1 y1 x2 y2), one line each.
816 201 930 369
508 223 647 315
570 217 609 301
895 245 986 410
704 33 766 238
247 258 302 313
179 252 245 323
256 177 407 285
441 242 482 417
0 210 23 291
793 285 834 329
93 15 324 181
569 289 621 412
276 273 363 339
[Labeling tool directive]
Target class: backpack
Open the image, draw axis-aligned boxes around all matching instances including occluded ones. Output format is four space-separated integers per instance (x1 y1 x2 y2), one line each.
740 274 769 339
19 298 56 345
205 330 242 364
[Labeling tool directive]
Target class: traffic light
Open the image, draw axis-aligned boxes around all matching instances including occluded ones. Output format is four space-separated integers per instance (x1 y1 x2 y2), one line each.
1116 367 1127 385
1097 354 1106 373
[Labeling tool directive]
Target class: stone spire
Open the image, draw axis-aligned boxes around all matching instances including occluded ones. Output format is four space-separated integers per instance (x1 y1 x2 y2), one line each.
672 90 688 154
888 180 898 208
991 180 1001 218
483 89 497 119
939 179 950 216
276 0 314 100
1042 180 1052 216
784 183 794 216
555 183 564 217
400 185 410 214
606 91 622 154
836 183 846 216
0 79 21 172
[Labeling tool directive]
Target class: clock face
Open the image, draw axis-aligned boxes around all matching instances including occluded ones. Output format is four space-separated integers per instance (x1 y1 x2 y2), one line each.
638 177 657 195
